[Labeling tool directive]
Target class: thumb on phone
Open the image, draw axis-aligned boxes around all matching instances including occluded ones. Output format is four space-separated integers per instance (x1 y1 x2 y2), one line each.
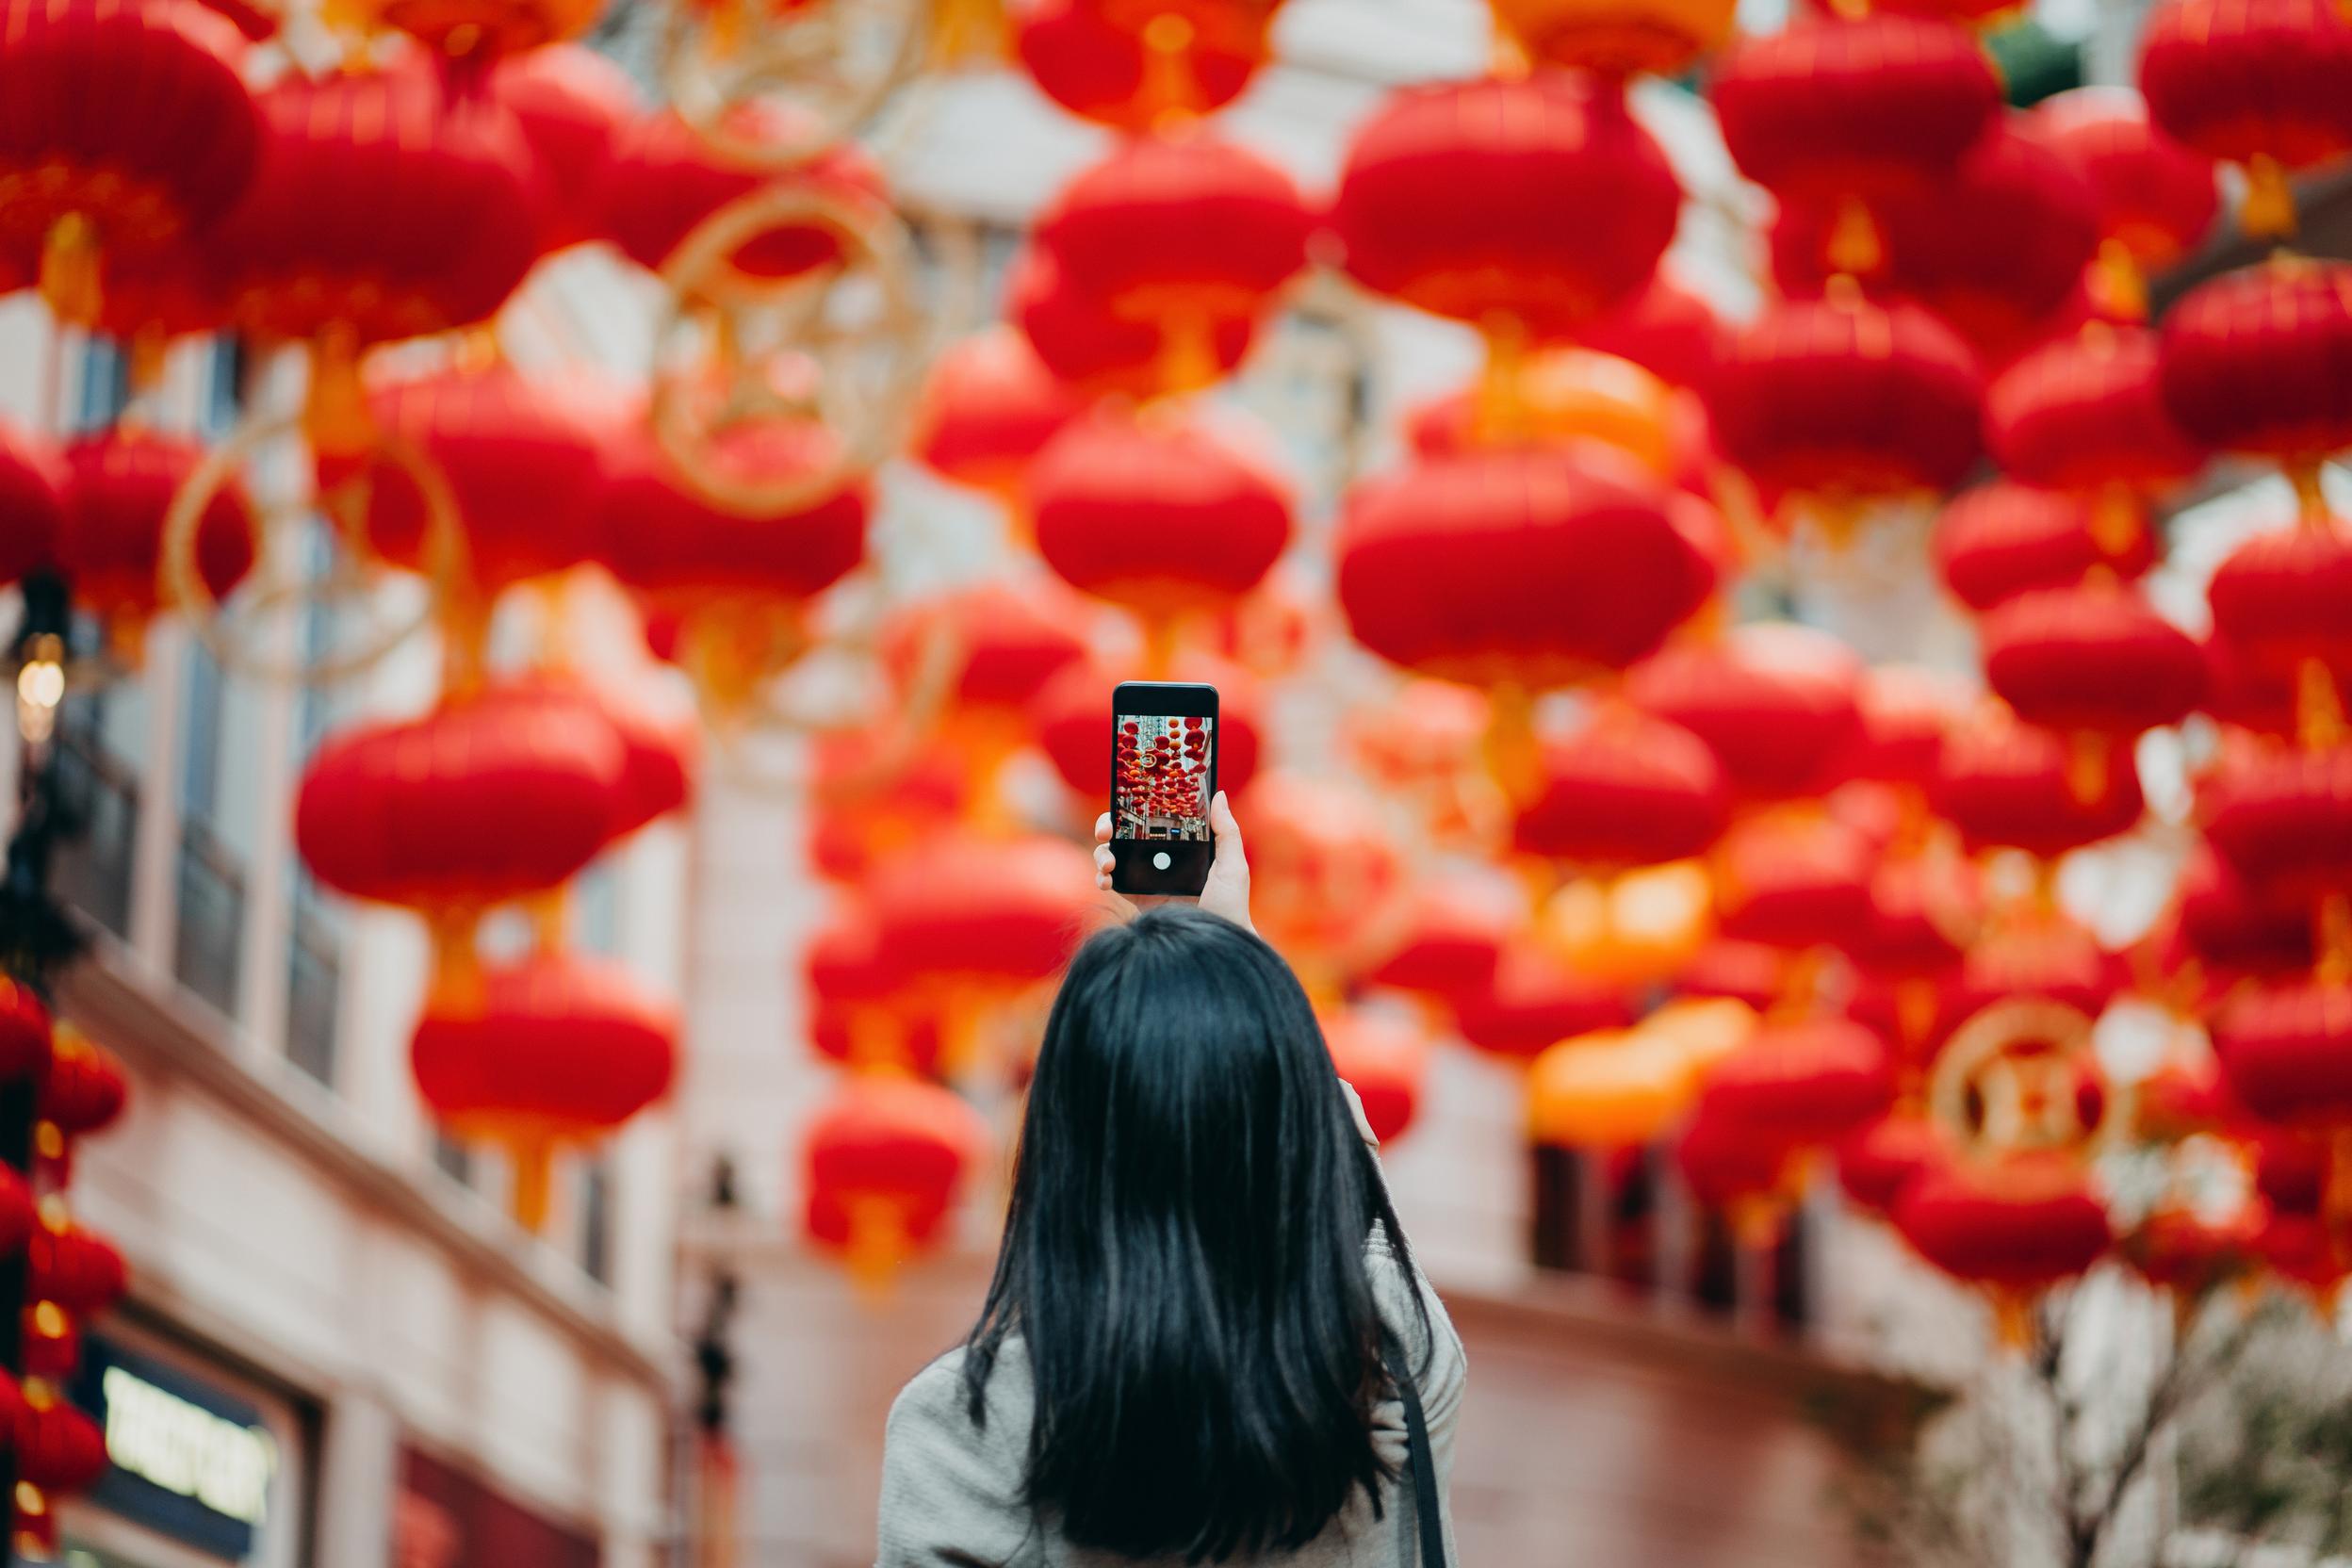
1199 791 1253 931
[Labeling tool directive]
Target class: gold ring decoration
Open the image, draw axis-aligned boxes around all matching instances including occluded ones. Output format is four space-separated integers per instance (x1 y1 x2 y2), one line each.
1927 998 2132 1165
162 413 467 686
661 0 931 172
650 183 925 517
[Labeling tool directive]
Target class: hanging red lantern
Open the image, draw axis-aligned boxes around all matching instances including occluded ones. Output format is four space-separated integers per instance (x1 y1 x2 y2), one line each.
351 0 600 63
0 1168 30 1259
332 362 623 594
1245 773 1411 977
1845 665 1968 792
1935 482 2154 613
295 683 626 915
37 1027 126 1149
1626 623 1866 805
1007 243 1255 400
1931 711 2145 858
2138 0 2352 237
1980 580 2206 742
598 106 886 287
0 0 258 327
0 983 53 1085
1035 134 1309 385
1579 273 1727 390
1013 0 1267 132
877 577 1097 723
1336 448 1709 690
1698 1017 1894 1147
1987 326 2207 514
0 422 65 590
803 1075 991 1281
489 43 643 255
2201 740 2352 903
1359 875 1523 1002
2172 842 2315 980
2201 632 2303 741
21 1302 78 1383
1675 1108 1799 1239
804 906 946 1074
1028 405 1292 621
1711 812 1875 952
808 731 970 884
2205 514 2352 683
2213 980 2352 1129
1329 74 1680 342
2026 89 2218 318
1449 943 1634 1062
1322 1009 1428 1143
13 1387 107 1494
1513 710 1730 868
869 837 1097 991
1707 292 1984 512
203 62 540 446
1683 943 1793 1016
56 429 254 631
1712 13 2001 209
1835 1111 1952 1217
1489 0 1735 77
1893 1153 2114 1313
2122 1203 2265 1302
26 1215 125 1315
911 326 1085 505
1949 912 2124 1034
2159 257 2352 474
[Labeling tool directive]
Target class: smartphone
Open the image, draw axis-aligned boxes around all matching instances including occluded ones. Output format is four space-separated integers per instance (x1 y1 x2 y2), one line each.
1109 680 1219 897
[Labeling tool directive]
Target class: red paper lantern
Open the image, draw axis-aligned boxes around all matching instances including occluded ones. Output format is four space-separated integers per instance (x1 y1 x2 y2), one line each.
1712 813 1874 952
1513 710 1729 868
1450 944 1634 1060
2159 257 2352 468
1844 857 1978 981
1711 13 2001 207
1013 0 1266 131
877 577 1096 717
1028 406 1292 619
2254 1210 2347 1297
1336 448 1708 689
1675 1107 1797 1217
1578 274 1728 391
0 0 258 326
2028 87 2218 309
2205 515 2352 681
1893 1153 2113 1292
1836 1112 1952 1216
0 982 53 1084
26 1217 125 1315
2202 741 2352 902
1245 772 1410 966
1935 482 2154 612
2138 0 2352 237
2212 978 2352 1126
1698 1017 1893 1145
57 429 254 624
1359 876 1521 1001
1676 939 1789 1011
0 1168 31 1259
2257 1128 2327 1215
1490 0 1735 77
21 1303 78 1383
1950 913 2122 1028
488 44 644 255
1037 134 1310 358
2123 1204 2264 1298
0 420 66 589
869 837 1096 988
13 1389 107 1494
1323 1009 1427 1143
1931 713 2145 858
412 951 676 1141
1329 74 1680 339
2173 843 2314 978
804 1076 991 1271
599 106 885 284
1625 623 1866 804
1981 580 2206 739
911 326 1085 501
1006 242 1254 400
335 363 622 593
295 684 626 912
1987 326 2207 502
37 1030 125 1144
1707 293 1984 506
204 62 538 387
807 731 969 884
1845 665 1968 789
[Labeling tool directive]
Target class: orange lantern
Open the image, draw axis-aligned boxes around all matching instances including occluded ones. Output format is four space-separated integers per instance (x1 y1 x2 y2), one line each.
803 1075 992 1283
1528 1029 1697 1149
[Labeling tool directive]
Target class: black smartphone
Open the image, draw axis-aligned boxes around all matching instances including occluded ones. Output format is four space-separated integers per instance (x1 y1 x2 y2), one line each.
1109 680 1220 897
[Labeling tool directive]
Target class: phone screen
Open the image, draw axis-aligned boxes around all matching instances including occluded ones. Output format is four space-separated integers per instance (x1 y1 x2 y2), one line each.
1110 683 1217 896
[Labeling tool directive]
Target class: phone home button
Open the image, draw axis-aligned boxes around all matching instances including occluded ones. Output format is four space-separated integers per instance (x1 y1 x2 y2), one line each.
1152 851 1173 871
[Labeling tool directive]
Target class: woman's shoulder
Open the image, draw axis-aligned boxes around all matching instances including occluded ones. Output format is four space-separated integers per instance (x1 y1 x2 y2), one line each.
1364 1226 1467 1399
888 1340 1036 1448
878 1344 1041 1565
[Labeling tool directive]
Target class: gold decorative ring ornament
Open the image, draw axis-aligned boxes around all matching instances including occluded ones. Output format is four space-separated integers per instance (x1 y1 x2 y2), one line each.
1928 997 2131 1164
662 0 932 172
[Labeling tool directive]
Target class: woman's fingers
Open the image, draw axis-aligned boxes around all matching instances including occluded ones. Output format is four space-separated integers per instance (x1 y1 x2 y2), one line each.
1093 811 1114 846
1094 841 1116 891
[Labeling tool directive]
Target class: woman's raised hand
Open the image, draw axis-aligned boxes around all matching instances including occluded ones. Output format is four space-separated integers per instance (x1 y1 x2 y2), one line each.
1093 791 1254 933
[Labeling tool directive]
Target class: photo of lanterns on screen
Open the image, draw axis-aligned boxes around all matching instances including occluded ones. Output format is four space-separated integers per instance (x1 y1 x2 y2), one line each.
1116 715 1215 842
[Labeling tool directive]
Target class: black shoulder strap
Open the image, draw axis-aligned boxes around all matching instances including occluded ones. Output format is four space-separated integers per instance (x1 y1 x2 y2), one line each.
1380 1335 1446 1568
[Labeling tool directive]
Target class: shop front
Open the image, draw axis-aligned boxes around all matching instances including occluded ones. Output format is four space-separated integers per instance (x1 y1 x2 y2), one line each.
393 1446 600 1568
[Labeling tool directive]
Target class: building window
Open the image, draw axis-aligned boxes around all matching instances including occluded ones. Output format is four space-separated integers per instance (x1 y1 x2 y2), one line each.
284 870 340 1089
580 1158 613 1286
73 339 129 433
49 697 139 939
172 816 245 1018
573 858 622 957
433 1135 474 1187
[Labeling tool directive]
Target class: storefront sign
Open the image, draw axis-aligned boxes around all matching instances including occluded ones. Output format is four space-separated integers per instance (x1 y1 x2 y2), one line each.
71 1336 278 1562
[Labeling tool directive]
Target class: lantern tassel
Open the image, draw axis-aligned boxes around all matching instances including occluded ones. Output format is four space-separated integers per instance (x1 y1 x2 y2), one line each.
2295 657 2345 750
843 1198 907 1298
510 1138 556 1234
1139 13 1200 132
1824 198 1883 282
306 323 375 458
40 214 103 330
2090 485 2142 563
2240 155 2297 242
1155 312 1222 399
1990 1288 2035 1352
2089 239 2148 323
1478 681 1540 806
2062 731 2109 808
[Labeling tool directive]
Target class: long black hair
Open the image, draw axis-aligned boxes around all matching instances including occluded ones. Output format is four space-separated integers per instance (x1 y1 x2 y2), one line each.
962 905 1429 1563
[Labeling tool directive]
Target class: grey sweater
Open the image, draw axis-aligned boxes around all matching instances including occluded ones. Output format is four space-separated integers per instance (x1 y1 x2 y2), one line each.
874 1183 1467 1567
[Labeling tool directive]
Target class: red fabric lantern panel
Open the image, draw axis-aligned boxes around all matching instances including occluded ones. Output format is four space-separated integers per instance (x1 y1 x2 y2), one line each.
2200 632 2302 740
38 1030 125 1143
1711 13 2001 205
911 326 1085 499
1336 448 1709 689
0 981 53 1084
1244 772 1410 967
1676 939 1790 1012
1712 812 1874 952
2212 979 2352 1127
2159 257 2352 467
1845 665 1968 789
0 1168 31 1259
1579 274 1727 391
2202 740 2352 903
807 732 969 884
1936 482 2154 612
1675 1108 1796 1213
876 577 1096 716
14 1391 107 1494
1513 710 1730 867
598 106 885 283
1626 623 1866 804
1987 327 2208 499
1698 1017 1894 1145
487 43 643 255
204 61 539 351
411 952 678 1142
804 1077 991 1269
0 420 66 589
2174 841 2315 978
1949 913 2123 1029
1033 655 1264 798
1449 944 1634 1061
1007 243 1255 400
1329 74 1681 339
869 837 1096 988
2205 516 2352 682
26 1217 126 1315
1037 134 1310 330
1707 295 1984 503
1323 1008 1428 1143
1029 406 1293 618
1931 714 2145 858
1893 1153 2113 1291
2027 88 2218 303
332 363 622 593
1013 0 1266 132
2138 0 2352 233
0 0 258 323
56 429 253 622
1980 581 2206 739
598 424 870 611
1358 875 1523 1001
295 684 626 912
1835 1112 1952 1217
